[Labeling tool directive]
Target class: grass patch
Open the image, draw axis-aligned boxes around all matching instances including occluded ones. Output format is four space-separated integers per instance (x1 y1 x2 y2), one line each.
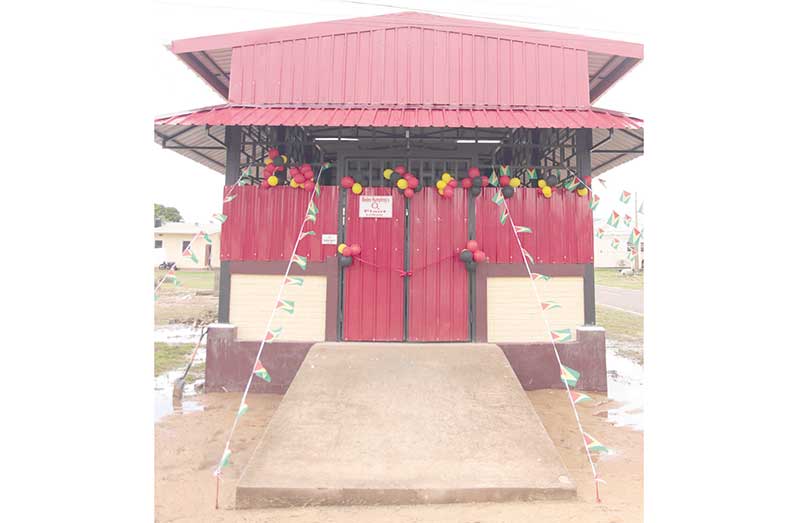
595 268 644 290
155 269 215 290
154 342 194 375
597 305 643 342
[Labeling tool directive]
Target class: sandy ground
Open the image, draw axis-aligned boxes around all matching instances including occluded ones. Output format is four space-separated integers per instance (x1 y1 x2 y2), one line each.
155 390 642 522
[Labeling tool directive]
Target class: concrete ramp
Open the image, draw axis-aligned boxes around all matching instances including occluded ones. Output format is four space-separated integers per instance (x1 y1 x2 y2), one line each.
236 343 576 508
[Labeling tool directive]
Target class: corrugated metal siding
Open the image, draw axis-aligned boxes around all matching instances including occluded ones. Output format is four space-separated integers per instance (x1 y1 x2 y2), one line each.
228 29 590 108
407 187 469 342
343 188 405 341
220 185 339 261
475 188 594 264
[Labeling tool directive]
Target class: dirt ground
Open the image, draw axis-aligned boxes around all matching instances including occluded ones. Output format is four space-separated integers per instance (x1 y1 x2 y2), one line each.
154 288 217 326
155 390 642 522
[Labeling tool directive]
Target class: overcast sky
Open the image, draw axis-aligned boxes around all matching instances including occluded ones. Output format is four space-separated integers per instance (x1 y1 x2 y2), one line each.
152 0 646 228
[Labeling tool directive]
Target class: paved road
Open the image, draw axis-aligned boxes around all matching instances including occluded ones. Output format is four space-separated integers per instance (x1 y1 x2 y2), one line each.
595 285 643 315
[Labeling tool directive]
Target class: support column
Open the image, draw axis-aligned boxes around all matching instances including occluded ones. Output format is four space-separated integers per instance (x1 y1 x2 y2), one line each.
576 128 595 325
219 126 241 323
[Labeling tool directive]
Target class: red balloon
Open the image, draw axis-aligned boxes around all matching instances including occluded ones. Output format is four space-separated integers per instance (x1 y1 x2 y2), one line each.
466 240 479 252
407 177 419 189
443 186 454 198
274 165 285 172
293 174 306 184
461 178 473 189
404 188 415 198
499 175 510 187
468 166 480 178
304 181 315 193
584 175 592 186
301 163 313 173
481 175 490 186
350 244 362 256
342 246 352 257
268 148 279 160
473 250 486 263
403 171 413 180
264 163 276 173
289 166 299 177
448 179 458 188
394 165 407 175
341 176 355 189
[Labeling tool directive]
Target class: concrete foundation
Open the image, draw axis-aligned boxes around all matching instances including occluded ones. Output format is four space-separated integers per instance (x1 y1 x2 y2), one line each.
236 343 576 508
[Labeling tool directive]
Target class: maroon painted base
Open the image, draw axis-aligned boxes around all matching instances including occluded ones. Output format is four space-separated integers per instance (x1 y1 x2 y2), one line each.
206 326 606 394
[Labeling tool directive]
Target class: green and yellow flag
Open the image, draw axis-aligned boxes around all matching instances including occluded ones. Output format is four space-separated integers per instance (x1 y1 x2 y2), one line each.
499 165 510 178
253 360 271 382
306 201 319 223
488 168 499 187
526 167 537 180
589 194 600 211
224 194 237 203
277 299 295 314
623 214 632 227
570 391 591 404
564 177 580 191
551 328 573 342
540 301 561 311
491 191 505 206
620 190 631 204
629 227 642 246
285 276 304 286
596 228 605 239
203 232 213 244
530 272 551 281
607 210 620 228
213 213 228 224
291 254 308 271
584 432 609 453
514 225 532 234
560 365 580 387
500 208 509 225
611 238 620 249
264 327 283 344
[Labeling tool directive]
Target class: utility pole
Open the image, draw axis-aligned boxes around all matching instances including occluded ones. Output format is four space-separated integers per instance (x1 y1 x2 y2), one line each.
633 191 640 273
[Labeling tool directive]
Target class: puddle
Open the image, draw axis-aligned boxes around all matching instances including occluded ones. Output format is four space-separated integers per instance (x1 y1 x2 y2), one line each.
154 324 203 344
605 339 644 431
154 324 206 422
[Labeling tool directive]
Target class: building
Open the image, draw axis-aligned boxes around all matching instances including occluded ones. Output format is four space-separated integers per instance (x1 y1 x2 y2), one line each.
594 228 645 269
153 11 644 393
154 222 221 269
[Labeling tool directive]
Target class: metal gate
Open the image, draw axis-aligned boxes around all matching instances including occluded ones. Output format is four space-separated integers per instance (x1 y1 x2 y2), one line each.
341 158 470 342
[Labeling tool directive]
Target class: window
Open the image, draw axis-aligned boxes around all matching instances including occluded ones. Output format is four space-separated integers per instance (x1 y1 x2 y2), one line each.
154 240 163 248
182 240 191 252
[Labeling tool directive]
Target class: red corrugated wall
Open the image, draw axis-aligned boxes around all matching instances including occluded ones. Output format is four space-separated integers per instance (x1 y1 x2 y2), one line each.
475 187 594 264
343 188 405 341
220 185 340 261
408 188 469 341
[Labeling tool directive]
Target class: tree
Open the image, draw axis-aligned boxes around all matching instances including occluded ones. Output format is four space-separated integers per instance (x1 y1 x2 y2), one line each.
154 203 183 223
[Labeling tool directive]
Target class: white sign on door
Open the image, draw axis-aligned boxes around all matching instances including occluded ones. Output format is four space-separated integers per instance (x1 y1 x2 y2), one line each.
359 195 393 218
321 234 338 245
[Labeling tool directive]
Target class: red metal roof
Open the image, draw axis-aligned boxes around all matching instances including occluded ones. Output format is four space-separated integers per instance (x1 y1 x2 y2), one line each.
155 104 642 129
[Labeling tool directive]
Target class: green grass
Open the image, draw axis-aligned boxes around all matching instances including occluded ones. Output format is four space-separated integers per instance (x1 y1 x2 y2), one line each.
155 269 214 290
596 305 643 342
595 268 644 290
154 342 195 375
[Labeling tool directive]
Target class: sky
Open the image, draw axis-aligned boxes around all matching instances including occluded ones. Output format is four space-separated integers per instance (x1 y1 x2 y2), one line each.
152 0 646 228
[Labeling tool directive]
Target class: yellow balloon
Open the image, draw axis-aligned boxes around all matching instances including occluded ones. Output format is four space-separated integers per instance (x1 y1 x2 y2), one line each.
441 172 452 183
267 175 278 187
397 178 408 190
438 188 445 196
542 185 552 198
510 177 521 188
577 187 588 197
281 155 288 164
383 168 394 180
289 178 298 188
538 179 547 188
352 183 363 195
338 243 347 254
436 179 446 190
264 158 273 165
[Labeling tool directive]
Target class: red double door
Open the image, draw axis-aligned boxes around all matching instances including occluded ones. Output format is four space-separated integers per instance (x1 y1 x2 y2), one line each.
342 186 469 342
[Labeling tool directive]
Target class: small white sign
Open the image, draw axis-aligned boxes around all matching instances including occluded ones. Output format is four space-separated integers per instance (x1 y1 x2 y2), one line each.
321 234 338 245
359 195 393 218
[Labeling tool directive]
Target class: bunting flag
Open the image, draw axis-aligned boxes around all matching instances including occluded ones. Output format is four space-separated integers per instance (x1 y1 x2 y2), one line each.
322 161 332 169
514 225 532 234
607 210 620 228
253 360 272 382
224 194 237 203
291 254 308 271
488 169 499 187
584 433 609 453
596 228 605 239
526 167 538 180
491 191 505 206
564 176 580 191
521 248 535 265
597 178 608 188
499 208 509 225
560 365 580 387
264 327 283 343
276 299 295 314
620 191 632 204
629 227 642 246
638 202 644 214
212 213 227 224
570 391 592 404
285 276 304 286
530 272 551 281
299 230 316 241
203 232 213 244
499 165 510 178
623 214 632 227
589 194 601 211
183 248 198 263
314 182 321 197
215 446 232 475
551 328 573 342
306 201 319 223
611 238 620 249
541 301 561 311
237 403 248 417
627 248 638 262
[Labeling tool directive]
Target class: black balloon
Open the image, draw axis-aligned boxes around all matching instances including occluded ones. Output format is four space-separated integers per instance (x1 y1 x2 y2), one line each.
390 172 402 185
272 155 285 166
459 249 473 262
472 176 483 187
360 177 370 187
466 261 477 272
545 174 558 187
470 186 482 197
339 255 353 267
502 186 515 199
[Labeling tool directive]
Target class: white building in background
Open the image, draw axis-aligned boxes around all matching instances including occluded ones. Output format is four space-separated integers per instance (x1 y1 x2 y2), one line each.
154 222 221 269
594 227 644 269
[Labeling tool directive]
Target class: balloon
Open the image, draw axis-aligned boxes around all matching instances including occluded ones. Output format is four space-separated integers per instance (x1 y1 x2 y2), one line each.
577 187 588 197
472 176 483 188
537 179 547 188
414 182 424 193
443 186 454 198
404 188 415 198
509 177 521 188
341 176 355 189
293 174 306 184
499 175 510 187
470 186 482 197
407 177 419 189
436 179 447 190
264 163 276 174
466 261 478 273
468 166 480 178
441 172 452 183
448 179 458 188
502 186 515 199
264 157 273 165
394 165 407 175
583 175 592 186
466 240 479 252
273 155 285 166
383 168 394 180
268 148 279 160
339 255 353 267
338 243 347 254
403 171 413 180
461 178 473 189
352 183 363 195
473 250 486 263
350 244 362 256
459 249 473 262
360 177 370 187
289 166 299 177
342 246 352 257
545 174 558 187
481 175 490 186
397 178 408 190
390 171 402 185
304 181 315 193
438 188 445 196
289 178 298 188
542 185 552 198
301 163 312 172
281 155 289 164
274 165 285 172
267 175 279 187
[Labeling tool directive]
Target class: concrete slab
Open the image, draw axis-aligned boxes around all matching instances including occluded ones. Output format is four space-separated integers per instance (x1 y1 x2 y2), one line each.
236 343 576 508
